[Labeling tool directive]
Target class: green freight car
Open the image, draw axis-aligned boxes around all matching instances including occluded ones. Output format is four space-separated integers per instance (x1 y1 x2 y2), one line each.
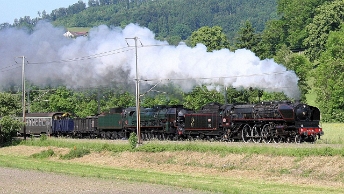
98 108 126 139
97 105 193 140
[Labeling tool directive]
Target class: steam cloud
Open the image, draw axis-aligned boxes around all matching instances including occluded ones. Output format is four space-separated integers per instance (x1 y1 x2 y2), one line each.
0 21 300 99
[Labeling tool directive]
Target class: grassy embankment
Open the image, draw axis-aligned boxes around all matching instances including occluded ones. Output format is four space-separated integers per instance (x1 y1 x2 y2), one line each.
0 123 343 193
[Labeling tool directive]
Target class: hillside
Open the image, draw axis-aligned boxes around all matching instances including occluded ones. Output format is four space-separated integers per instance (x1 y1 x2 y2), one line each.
53 0 277 42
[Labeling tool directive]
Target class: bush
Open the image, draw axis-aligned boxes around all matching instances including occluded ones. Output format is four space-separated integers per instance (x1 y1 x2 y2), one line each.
40 134 47 141
128 132 138 150
60 146 90 160
0 116 23 145
31 149 55 159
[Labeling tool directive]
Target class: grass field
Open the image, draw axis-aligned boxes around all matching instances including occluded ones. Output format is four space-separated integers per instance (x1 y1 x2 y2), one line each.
0 122 343 193
318 123 344 144
1 143 344 194
0 154 341 194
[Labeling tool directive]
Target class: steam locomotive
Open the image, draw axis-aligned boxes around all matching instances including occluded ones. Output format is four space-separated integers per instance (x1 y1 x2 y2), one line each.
20 101 323 143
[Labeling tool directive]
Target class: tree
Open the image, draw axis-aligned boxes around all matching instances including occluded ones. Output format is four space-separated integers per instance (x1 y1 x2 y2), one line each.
0 116 23 144
167 35 182 46
48 87 76 113
190 26 231 52
256 20 285 59
226 87 283 104
277 0 328 49
41 10 49 20
274 45 312 101
171 24 192 40
0 92 23 144
304 0 344 61
0 92 21 117
0 22 10 30
88 0 100 7
183 85 224 110
68 0 86 15
234 21 259 52
313 26 344 122
104 92 135 111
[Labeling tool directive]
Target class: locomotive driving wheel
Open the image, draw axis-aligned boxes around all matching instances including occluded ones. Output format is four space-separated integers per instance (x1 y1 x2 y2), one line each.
252 125 261 143
295 134 302 143
273 135 283 143
261 124 272 143
241 124 252 143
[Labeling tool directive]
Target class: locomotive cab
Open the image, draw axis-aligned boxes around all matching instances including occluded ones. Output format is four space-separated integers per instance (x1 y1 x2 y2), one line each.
294 103 323 141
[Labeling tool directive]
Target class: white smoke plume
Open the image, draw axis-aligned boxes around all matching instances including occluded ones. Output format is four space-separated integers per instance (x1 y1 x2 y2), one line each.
0 21 300 99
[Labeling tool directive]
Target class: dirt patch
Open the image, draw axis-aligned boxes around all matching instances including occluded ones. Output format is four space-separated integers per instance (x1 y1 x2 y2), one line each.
0 145 70 157
0 167 209 194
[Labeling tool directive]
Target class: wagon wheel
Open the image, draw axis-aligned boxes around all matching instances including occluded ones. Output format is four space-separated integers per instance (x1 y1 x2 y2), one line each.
241 124 252 143
141 133 146 140
252 125 261 143
161 134 166 141
147 133 152 140
187 135 194 141
261 124 272 143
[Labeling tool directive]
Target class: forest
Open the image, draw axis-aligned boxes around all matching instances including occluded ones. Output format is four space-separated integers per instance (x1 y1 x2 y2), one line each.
1 0 344 138
0 0 277 43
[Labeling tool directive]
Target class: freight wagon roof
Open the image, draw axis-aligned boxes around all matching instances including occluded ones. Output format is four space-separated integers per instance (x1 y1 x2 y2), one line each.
25 112 66 118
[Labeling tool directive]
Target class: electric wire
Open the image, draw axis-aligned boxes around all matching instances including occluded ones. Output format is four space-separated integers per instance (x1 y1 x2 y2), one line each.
0 46 135 72
0 64 22 72
141 71 291 82
27 46 135 65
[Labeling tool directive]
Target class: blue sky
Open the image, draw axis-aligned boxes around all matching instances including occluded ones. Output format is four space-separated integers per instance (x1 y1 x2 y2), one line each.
0 0 84 24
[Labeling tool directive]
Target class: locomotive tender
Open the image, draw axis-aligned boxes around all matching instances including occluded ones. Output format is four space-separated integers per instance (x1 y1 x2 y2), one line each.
19 101 323 143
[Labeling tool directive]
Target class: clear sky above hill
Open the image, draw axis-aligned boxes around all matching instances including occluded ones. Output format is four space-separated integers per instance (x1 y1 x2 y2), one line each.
0 0 84 24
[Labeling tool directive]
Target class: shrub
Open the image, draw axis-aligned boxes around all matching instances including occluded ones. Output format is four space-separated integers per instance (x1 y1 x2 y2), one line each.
128 132 138 150
31 149 55 159
60 147 90 160
0 116 23 145
40 134 47 141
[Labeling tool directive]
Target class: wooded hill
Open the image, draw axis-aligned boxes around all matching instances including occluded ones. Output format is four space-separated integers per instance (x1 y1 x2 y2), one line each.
56 0 277 41
2 0 277 43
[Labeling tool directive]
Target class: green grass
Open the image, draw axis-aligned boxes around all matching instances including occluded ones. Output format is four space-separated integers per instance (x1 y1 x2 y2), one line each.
20 138 131 152
19 138 344 157
0 154 342 194
3 134 344 193
60 147 91 160
318 123 344 144
30 149 55 159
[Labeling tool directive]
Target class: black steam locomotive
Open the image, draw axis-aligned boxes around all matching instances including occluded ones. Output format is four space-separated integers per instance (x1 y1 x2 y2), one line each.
19 101 323 143
178 101 323 143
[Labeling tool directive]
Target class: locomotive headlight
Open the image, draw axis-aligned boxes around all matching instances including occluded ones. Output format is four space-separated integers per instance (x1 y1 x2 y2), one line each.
301 124 303 127
222 118 226 122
